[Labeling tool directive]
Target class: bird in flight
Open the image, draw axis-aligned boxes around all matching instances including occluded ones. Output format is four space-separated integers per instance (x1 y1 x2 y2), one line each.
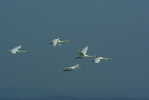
8 46 27 54
92 57 113 63
49 38 71 47
63 64 84 71
75 46 98 59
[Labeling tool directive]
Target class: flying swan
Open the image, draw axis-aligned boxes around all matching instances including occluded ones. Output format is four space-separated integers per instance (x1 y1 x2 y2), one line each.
92 57 113 63
63 64 84 71
8 46 27 54
49 38 71 47
75 46 98 59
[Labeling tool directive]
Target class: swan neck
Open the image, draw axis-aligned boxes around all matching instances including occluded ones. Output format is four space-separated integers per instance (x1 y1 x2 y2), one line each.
17 51 27 52
86 55 96 57
60 40 71 42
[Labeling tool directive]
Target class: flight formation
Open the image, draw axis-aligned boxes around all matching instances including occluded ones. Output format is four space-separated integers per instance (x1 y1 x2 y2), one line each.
9 38 113 71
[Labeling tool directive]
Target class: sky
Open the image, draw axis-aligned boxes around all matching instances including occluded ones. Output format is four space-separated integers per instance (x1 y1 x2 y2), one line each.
1 0 149 95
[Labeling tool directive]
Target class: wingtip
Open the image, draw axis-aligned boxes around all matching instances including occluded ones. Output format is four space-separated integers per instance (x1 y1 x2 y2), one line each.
75 57 78 59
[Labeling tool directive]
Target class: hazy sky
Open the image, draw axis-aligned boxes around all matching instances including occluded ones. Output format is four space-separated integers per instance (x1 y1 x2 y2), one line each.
1 0 149 93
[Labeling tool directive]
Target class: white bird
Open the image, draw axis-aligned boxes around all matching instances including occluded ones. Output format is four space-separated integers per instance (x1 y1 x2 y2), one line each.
8 46 27 54
92 57 113 63
49 38 71 47
75 46 98 59
63 64 84 71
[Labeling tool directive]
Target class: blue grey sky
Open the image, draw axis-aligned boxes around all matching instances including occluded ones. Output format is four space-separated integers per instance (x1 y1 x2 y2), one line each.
1 0 149 94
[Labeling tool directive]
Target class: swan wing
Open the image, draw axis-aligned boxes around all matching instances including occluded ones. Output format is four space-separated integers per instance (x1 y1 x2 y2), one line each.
11 46 21 54
77 51 84 56
94 57 100 63
11 51 17 54
64 67 72 71
69 64 79 69
74 64 79 68
81 46 88 55
58 42 62 46
52 39 58 47
12 46 21 51
73 64 80 69
67 67 73 70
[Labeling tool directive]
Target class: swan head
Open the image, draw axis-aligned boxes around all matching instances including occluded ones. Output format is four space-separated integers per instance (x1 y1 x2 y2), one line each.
25 51 27 52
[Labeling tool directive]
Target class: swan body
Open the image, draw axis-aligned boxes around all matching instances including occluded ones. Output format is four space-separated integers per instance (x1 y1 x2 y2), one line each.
92 57 113 63
49 38 71 47
75 46 98 59
63 64 84 71
8 46 27 54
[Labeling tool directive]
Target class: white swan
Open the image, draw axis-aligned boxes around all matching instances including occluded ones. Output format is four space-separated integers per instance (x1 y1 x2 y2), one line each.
63 64 84 71
8 46 27 54
49 38 71 47
92 57 113 63
75 46 98 59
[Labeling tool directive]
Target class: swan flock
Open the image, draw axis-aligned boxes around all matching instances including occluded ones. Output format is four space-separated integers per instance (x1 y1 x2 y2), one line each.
9 38 113 71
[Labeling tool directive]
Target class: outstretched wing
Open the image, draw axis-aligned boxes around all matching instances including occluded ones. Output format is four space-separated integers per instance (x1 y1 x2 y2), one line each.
94 57 100 63
11 46 21 54
81 46 88 55
69 64 79 69
58 42 62 46
11 51 17 54
74 64 79 68
52 39 58 47
77 51 84 56
67 67 73 70
73 64 79 69
12 46 21 51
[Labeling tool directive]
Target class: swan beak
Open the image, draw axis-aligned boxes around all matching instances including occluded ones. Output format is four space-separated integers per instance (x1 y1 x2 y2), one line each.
70 41 72 42
95 56 98 57
82 68 84 70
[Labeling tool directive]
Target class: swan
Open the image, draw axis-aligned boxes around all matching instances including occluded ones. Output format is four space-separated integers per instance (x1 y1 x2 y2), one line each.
92 57 113 63
49 38 71 47
63 64 84 71
8 46 27 54
75 46 98 59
